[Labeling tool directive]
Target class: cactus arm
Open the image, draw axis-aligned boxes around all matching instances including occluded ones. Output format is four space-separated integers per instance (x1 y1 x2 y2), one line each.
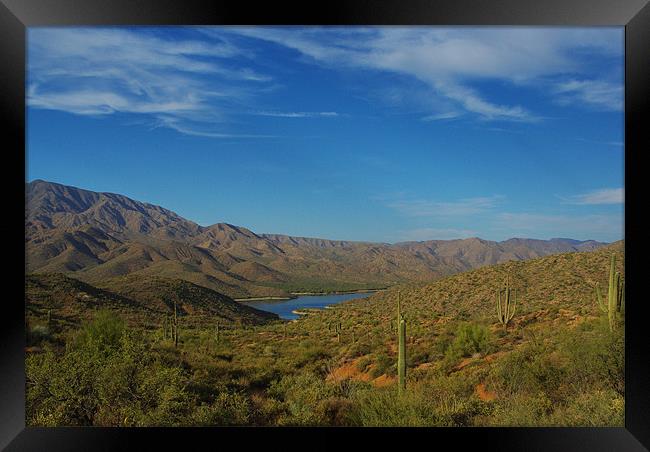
592 254 623 331
615 273 623 312
508 288 517 321
608 272 619 331
619 280 625 312
496 290 503 323
595 283 607 313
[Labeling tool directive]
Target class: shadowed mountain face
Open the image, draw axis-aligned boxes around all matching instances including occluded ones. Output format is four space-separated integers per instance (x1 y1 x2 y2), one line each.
26 180 607 298
26 273 279 328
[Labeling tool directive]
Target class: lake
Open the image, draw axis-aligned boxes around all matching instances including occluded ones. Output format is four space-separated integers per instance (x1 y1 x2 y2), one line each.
240 292 372 320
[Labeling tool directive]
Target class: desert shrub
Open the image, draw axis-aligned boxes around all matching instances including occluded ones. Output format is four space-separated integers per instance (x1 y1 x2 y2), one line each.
345 340 372 359
345 387 437 426
345 380 487 427
487 339 565 399
546 389 624 426
356 355 373 372
560 320 624 397
488 392 554 426
28 324 51 344
295 344 331 368
72 310 126 355
370 353 394 379
26 311 193 426
448 323 494 359
267 372 336 425
191 391 251 425
408 348 432 367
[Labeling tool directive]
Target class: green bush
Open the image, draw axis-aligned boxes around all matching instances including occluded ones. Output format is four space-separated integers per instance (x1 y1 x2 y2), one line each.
443 323 494 367
370 353 394 379
346 380 488 427
267 372 336 425
72 310 126 355
560 320 624 397
28 324 51 344
356 355 373 373
26 312 194 426
488 339 565 399
191 391 251 425
547 389 624 426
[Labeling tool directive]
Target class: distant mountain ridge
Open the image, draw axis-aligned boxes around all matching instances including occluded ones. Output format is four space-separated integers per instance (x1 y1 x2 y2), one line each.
26 180 609 298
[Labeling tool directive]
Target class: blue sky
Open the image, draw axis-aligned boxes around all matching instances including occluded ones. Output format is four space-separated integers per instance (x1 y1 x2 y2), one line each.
26 26 624 243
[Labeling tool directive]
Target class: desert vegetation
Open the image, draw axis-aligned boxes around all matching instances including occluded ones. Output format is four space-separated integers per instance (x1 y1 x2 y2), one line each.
25 242 625 426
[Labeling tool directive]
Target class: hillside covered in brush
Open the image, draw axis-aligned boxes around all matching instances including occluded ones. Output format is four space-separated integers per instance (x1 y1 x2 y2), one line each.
26 242 625 427
26 273 278 336
26 180 607 298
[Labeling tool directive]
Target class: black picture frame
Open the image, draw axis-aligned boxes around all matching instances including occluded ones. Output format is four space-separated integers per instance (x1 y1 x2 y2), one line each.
1 0 648 450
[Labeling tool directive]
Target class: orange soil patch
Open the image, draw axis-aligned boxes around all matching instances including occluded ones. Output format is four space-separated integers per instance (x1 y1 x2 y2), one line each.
475 383 497 401
326 357 372 383
484 351 506 362
416 362 434 371
371 374 396 388
453 357 475 371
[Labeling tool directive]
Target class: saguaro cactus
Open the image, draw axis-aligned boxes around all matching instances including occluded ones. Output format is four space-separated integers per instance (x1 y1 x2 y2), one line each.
397 291 406 394
595 253 625 332
173 300 179 347
496 275 517 331
216 321 220 343
335 322 342 343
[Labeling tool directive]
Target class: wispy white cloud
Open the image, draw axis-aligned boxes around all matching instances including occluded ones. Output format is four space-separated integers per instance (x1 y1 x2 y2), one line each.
560 188 624 205
387 195 504 217
28 27 623 136
254 110 339 118
152 116 278 138
27 28 275 138
421 111 462 121
554 79 623 111
225 26 622 121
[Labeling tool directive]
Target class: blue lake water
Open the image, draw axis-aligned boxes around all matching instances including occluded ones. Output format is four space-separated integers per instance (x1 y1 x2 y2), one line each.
240 292 372 320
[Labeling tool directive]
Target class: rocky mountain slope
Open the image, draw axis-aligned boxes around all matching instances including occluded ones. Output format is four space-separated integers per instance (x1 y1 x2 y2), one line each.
26 180 607 298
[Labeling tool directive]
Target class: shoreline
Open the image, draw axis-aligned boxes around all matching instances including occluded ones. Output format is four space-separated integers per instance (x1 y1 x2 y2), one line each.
289 288 384 296
234 296 293 302
235 288 384 302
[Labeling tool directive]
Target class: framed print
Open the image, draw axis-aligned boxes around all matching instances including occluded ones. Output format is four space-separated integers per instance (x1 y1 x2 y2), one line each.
1 0 649 450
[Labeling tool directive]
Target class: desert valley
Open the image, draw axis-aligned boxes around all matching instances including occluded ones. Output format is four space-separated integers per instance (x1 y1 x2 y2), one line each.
25 180 625 426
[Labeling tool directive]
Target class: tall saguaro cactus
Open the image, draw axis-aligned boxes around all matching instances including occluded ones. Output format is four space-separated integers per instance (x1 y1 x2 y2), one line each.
397 291 406 395
173 300 179 347
496 275 517 331
595 253 625 332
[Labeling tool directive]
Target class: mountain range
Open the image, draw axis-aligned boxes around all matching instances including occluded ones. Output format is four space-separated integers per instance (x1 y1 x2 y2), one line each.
26 179 606 298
